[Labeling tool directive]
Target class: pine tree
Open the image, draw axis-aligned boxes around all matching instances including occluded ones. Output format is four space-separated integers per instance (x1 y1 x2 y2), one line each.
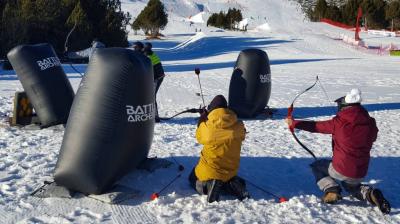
207 14 218 27
1 1 27 57
0 2 5 57
314 0 328 20
216 11 227 29
361 0 388 29
326 4 342 22
131 17 141 34
207 8 242 30
132 0 167 38
341 0 363 26
227 8 243 30
75 0 130 48
385 0 400 30
0 0 129 58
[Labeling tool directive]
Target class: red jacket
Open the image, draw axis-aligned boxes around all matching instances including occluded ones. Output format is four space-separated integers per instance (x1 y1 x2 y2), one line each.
292 105 378 178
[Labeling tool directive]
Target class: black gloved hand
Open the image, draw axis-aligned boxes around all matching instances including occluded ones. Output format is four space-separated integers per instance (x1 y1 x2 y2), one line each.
197 109 208 127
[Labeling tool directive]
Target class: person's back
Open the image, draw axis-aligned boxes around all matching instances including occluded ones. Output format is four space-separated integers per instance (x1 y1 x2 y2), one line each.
286 88 390 214
189 95 248 203
195 107 245 182
330 104 378 178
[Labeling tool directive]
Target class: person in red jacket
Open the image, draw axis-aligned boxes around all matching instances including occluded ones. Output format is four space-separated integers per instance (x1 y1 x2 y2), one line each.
286 88 390 214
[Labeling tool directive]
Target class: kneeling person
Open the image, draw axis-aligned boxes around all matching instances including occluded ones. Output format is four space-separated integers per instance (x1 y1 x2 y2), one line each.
189 95 249 203
286 89 390 214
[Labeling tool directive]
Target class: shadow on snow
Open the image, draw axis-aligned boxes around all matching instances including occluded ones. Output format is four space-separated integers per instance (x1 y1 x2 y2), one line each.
118 156 399 210
158 36 294 61
0 56 358 81
163 58 355 73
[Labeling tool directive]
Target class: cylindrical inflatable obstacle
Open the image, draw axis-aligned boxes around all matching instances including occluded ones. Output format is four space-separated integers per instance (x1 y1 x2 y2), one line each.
54 48 155 194
228 49 271 118
7 43 74 127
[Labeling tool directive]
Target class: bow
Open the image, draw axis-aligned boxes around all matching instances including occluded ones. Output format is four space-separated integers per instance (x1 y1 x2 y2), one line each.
287 76 319 160
159 107 203 121
64 21 78 54
63 20 84 77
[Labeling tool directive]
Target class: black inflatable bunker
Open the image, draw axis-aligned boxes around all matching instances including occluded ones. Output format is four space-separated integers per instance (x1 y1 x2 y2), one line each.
7 43 74 127
54 48 155 194
228 49 271 118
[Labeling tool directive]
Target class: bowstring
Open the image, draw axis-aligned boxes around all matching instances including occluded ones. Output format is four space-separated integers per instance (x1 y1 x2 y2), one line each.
317 77 337 115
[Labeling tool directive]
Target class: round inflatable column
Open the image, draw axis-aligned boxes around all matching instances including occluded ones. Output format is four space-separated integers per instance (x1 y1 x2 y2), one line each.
228 49 271 118
54 48 155 194
7 43 74 127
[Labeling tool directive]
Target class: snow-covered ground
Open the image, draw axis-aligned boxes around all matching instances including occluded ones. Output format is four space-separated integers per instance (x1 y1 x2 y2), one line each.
1 0 400 223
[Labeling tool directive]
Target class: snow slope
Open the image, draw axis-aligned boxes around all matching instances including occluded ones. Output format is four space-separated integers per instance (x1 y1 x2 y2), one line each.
1 0 400 223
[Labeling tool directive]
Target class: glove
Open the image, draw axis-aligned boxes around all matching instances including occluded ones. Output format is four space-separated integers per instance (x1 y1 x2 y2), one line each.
197 109 208 127
285 117 295 132
285 117 293 126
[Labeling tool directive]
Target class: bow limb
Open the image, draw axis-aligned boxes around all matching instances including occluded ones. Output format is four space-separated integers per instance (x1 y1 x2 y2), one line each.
64 21 78 53
287 76 319 160
287 104 315 159
287 103 294 132
290 76 319 106
291 132 317 160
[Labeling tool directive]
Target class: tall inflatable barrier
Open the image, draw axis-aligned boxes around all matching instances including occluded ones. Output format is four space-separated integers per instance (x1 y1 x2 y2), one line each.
54 48 155 194
228 49 271 118
7 43 74 127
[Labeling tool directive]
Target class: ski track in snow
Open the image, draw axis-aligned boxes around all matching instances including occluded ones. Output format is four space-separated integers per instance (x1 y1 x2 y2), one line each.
1 0 400 223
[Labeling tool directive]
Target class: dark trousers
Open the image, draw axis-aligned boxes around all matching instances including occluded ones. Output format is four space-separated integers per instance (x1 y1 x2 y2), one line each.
154 77 164 118
189 168 208 195
188 168 247 197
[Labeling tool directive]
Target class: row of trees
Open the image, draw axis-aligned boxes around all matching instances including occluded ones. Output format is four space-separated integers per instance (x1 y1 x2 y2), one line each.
0 0 130 59
131 0 168 38
305 0 400 30
207 8 243 30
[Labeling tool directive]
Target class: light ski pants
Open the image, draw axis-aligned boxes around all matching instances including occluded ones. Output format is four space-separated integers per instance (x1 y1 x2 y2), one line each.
310 159 371 201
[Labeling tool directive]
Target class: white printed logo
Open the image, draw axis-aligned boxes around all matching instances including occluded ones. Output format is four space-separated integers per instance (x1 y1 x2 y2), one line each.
37 57 61 71
259 73 271 83
126 103 155 122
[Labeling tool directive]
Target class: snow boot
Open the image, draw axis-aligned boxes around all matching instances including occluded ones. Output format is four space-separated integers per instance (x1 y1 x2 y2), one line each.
322 187 342 204
206 179 224 203
367 189 391 214
225 176 250 201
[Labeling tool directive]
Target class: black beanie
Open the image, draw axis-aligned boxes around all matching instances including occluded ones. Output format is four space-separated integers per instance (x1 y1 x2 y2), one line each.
207 95 228 112
144 42 152 50
133 41 144 50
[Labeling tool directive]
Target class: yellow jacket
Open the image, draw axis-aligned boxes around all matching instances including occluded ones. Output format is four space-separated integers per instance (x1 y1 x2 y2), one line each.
195 108 246 182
